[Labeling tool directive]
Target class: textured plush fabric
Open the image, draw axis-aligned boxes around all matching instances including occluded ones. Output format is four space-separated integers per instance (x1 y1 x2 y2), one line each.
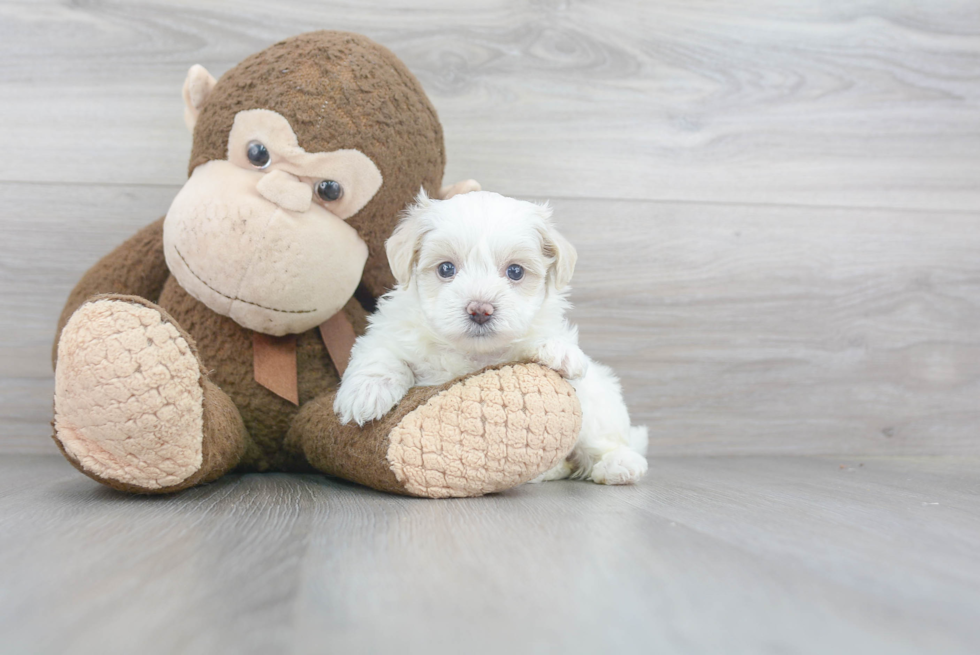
228 110 384 220
156 275 356 472
287 364 581 498
164 158 369 336
189 31 445 298
182 64 217 131
53 296 251 493
55 298 205 489
387 364 581 498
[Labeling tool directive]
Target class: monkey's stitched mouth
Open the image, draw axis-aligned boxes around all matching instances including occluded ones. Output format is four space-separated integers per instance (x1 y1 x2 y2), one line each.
173 246 317 315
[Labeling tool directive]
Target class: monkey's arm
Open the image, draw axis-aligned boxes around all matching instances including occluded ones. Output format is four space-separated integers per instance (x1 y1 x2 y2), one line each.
52 217 170 367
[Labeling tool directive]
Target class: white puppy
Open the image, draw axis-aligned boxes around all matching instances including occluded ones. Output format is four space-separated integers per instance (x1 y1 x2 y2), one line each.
334 190 648 485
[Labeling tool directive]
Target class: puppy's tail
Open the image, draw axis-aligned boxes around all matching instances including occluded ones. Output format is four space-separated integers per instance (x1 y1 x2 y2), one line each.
629 425 649 457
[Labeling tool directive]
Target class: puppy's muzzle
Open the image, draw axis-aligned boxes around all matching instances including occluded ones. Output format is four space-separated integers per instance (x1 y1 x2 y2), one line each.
466 301 494 326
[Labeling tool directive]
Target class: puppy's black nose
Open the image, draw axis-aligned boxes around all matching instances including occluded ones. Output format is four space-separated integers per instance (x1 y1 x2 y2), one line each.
467 301 494 325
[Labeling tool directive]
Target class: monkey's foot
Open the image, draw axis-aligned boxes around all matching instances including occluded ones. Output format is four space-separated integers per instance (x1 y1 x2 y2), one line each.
387 365 583 497
292 364 582 498
54 296 210 492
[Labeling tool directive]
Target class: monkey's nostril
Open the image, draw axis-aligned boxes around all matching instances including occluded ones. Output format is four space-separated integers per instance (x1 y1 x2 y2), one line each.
466 301 494 326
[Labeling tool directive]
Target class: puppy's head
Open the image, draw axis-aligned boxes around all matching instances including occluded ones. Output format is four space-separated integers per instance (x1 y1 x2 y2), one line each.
386 190 576 351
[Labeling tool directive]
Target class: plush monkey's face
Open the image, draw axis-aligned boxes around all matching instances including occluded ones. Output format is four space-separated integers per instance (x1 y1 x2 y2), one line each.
164 108 382 336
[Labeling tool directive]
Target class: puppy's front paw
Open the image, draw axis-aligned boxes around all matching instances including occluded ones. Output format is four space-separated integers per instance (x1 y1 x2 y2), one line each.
535 340 589 380
334 375 405 426
590 448 648 485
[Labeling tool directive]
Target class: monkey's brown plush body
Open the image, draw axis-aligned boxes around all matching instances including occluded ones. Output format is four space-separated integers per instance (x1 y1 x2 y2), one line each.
51 32 581 498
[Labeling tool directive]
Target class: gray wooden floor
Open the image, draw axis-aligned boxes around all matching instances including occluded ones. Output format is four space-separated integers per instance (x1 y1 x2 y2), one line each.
2 454 979 655
1 1 979 653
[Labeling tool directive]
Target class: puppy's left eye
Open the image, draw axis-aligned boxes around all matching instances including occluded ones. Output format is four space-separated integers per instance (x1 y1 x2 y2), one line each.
506 264 524 281
438 262 456 279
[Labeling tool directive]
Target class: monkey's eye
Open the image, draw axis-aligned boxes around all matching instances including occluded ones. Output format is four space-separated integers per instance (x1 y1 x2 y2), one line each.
506 264 525 281
316 180 343 202
246 141 271 169
437 262 456 279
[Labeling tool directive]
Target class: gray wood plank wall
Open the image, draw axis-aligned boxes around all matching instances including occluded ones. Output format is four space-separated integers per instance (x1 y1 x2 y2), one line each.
1 0 978 456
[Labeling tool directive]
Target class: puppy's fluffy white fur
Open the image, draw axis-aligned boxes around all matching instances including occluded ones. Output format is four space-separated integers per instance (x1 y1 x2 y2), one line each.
334 191 648 485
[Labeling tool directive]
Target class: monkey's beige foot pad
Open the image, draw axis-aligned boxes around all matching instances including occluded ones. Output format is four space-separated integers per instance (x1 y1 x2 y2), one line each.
54 298 205 491
387 364 582 498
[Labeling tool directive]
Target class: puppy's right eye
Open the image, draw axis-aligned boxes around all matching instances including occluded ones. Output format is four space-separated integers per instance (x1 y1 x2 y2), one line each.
437 262 456 279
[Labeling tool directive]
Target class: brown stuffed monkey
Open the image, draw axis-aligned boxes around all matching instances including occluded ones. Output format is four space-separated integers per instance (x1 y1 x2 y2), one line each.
51 31 581 498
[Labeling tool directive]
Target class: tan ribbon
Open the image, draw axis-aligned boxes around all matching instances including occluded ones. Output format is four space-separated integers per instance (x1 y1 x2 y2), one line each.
252 310 357 405
317 310 357 378
252 332 299 405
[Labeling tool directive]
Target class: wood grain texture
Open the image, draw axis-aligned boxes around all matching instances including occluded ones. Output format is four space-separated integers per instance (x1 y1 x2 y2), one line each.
1 454 978 654
0 0 978 209
1 0 979 455
559 198 980 456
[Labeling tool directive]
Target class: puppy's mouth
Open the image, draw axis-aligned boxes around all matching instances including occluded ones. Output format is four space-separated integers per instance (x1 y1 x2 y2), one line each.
465 325 493 337
463 319 498 339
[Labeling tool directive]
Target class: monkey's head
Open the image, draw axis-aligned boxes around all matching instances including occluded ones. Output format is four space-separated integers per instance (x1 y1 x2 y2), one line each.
163 31 446 336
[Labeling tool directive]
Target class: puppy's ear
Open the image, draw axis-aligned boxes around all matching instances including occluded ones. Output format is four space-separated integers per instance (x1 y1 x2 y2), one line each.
386 189 434 286
536 203 577 290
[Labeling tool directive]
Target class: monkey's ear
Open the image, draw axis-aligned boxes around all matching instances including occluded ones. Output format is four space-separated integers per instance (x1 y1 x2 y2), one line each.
182 64 217 132
439 179 481 200
536 203 577 290
386 189 435 286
